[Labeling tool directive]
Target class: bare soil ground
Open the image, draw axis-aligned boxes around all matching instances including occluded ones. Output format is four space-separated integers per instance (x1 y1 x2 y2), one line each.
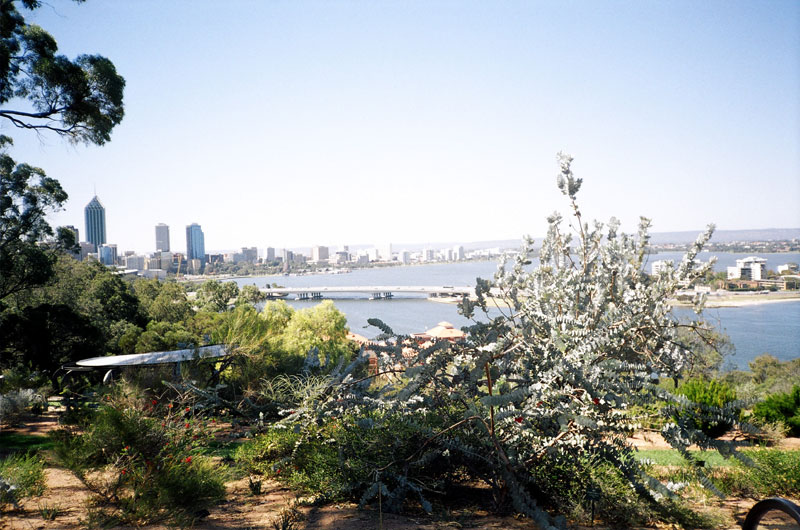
2 413 798 530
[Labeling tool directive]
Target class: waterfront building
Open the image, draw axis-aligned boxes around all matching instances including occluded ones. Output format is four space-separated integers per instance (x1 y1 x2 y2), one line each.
242 247 258 263
400 250 411 264
651 260 673 275
727 256 767 280
453 245 465 261
312 246 329 263
379 243 393 261
155 223 170 252
84 196 106 252
185 223 205 264
265 247 276 262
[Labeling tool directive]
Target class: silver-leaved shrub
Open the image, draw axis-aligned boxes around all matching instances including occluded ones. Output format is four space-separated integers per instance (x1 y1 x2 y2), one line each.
273 154 751 528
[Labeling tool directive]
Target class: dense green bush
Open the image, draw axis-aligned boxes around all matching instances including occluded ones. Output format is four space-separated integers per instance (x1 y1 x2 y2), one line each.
0 452 46 509
53 401 225 526
751 385 800 436
675 378 738 438
236 409 467 509
706 449 800 497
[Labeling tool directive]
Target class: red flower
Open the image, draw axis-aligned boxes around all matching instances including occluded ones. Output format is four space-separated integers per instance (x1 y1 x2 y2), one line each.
121 469 127 475
514 417 523 424
592 398 600 405
536 401 544 407
276 469 281 475
185 407 190 412
185 422 190 428
124 445 130 450
168 404 173 409
185 456 192 463
151 399 158 405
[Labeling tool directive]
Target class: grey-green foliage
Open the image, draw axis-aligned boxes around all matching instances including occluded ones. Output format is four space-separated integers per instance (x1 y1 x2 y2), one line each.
282 154 749 527
0 388 46 426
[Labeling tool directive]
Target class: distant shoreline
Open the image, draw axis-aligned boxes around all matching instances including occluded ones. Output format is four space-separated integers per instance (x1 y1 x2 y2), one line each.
429 292 800 309
673 293 800 308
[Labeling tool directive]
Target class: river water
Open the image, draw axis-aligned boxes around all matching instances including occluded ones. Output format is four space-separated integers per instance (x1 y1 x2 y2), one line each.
233 254 800 370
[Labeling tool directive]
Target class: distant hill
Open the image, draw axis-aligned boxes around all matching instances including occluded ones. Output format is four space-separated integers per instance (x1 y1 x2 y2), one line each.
395 228 800 252
649 228 800 245
269 228 800 256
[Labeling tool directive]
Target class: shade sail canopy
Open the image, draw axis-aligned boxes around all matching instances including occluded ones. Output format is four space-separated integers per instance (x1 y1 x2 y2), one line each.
76 345 227 367
422 321 465 340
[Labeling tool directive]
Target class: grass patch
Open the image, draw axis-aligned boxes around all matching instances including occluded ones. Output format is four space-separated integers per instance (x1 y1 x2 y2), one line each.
0 433 55 454
636 449 736 467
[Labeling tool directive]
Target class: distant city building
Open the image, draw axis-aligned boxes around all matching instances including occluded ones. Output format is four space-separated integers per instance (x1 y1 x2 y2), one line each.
333 251 349 264
125 254 146 270
777 263 798 274
84 195 106 252
453 245 465 261
185 223 205 264
400 250 411 264
651 260 673 275
188 258 203 275
265 247 276 262
379 243 393 261
312 246 329 263
79 241 95 261
727 256 767 280
155 223 170 252
99 243 117 266
241 247 258 263
423 248 435 262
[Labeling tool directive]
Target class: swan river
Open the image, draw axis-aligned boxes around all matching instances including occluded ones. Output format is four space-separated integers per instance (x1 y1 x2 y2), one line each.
232 252 800 370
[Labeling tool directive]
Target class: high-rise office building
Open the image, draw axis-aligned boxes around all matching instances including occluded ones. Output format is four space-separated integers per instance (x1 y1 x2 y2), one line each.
312 246 329 263
185 223 205 262
84 196 106 252
155 223 170 252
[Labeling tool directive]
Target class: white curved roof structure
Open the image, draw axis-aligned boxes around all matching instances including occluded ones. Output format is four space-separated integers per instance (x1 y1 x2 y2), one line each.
76 345 227 367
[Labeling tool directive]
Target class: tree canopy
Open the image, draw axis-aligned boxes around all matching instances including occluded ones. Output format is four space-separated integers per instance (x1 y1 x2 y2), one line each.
0 136 67 304
1 0 125 145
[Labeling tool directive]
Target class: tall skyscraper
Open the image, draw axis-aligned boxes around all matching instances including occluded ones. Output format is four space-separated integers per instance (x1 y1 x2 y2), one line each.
155 223 170 252
185 223 205 262
84 196 106 252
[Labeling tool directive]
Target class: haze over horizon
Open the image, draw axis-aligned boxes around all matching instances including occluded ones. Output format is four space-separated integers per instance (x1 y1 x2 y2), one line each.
4 1 799 254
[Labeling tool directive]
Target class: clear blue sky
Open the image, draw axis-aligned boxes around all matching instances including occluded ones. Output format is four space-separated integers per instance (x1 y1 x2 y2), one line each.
6 0 799 253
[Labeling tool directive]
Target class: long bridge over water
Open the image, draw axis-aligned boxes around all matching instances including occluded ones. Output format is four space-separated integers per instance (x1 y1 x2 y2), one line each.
258 285 475 300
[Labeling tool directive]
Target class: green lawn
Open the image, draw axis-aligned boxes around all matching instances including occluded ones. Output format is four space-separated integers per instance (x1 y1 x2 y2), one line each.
635 449 736 467
0 432 55 453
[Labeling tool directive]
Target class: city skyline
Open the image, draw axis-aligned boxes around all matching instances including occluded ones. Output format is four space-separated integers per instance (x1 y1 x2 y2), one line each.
6 1 799 253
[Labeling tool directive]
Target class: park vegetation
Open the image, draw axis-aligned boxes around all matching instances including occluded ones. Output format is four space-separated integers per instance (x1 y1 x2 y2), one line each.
4 154 799 527
0 5 798 524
